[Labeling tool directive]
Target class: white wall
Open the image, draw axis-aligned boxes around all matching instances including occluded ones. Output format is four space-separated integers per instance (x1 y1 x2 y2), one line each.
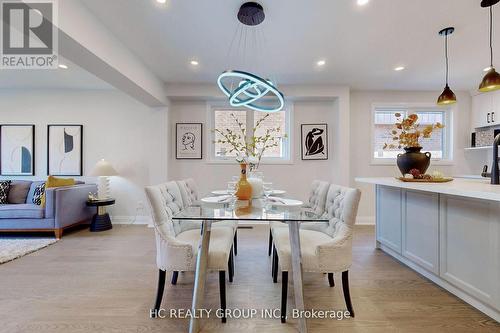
167 99 342 202
350 90 479 221
0 89 168 223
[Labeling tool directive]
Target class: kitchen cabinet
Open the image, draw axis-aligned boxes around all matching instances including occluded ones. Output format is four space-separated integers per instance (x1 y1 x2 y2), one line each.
403 190 439 275
359 177 500 322
472 92 496 129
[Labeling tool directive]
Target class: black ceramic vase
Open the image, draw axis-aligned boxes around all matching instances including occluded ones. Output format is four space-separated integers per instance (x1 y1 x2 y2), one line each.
396 147 431 175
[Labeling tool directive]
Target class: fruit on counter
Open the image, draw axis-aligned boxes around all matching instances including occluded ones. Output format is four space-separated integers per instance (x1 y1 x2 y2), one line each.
404 173 414 179
409 169 421 178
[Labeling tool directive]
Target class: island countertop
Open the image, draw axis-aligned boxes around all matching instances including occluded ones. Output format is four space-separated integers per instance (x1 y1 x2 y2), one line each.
355 177 500 202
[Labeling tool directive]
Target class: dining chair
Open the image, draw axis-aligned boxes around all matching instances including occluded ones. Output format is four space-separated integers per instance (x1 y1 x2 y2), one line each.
268 180 330 256
177 178 239 255
270 184 361 322
145 181 235 323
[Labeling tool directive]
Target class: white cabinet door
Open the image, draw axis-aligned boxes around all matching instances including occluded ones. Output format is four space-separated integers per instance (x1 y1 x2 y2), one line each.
492 90 500 125
472 93 494 129
439 196 500 308
403 190 439 274
376 185 402 254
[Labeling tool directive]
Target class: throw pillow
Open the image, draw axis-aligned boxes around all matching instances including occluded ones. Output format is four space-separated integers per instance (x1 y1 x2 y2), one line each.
40 176 76 207
32 183 46 206
0 181 11 204
7 181 32 204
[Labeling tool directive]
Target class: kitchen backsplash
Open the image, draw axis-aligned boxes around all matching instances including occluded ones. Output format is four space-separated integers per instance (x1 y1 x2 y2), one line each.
475 125 500 147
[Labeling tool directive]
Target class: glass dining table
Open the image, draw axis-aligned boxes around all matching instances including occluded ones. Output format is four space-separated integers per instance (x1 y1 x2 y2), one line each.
172 199 329 333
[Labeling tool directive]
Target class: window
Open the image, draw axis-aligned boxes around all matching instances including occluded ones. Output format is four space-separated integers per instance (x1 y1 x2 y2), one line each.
372 106 452 162
210 107 291 162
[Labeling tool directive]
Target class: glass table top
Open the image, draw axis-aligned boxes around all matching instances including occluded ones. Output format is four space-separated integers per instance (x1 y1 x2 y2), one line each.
172 199 329 222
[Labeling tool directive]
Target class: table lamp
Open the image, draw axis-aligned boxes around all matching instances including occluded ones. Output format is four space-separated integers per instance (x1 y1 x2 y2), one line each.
90 159 118 199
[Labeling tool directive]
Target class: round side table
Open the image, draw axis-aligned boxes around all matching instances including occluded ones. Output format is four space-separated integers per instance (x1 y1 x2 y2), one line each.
86 198 115 232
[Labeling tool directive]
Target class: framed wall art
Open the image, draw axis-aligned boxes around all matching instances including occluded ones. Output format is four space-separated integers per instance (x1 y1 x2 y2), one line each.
176 123 203 159
0 124 35 176
47 124 83 176
301 124 328 160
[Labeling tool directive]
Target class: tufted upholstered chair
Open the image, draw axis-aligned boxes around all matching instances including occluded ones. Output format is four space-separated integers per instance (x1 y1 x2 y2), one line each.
268 180 330 256
145 181 235 323
270 183 361 323
177 178 239 255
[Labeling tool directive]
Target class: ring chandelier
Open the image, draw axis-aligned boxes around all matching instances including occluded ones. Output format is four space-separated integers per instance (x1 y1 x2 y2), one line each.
216 2 285 113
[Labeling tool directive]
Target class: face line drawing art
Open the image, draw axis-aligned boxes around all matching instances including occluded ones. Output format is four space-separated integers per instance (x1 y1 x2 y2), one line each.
181 132 196 151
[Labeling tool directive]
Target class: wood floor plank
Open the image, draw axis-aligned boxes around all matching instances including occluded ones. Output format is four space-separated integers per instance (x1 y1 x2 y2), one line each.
0 225 498 333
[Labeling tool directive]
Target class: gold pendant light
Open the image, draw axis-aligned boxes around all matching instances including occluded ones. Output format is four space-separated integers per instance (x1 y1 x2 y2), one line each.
479 0 500 92
437 27 457 105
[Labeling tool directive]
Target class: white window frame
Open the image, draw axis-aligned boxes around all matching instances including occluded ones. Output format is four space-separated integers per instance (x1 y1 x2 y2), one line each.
206 102 293 164
370 103 454 166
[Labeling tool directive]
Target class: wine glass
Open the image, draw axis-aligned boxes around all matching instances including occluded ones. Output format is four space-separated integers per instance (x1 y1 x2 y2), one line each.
227 181 237 207
263 182 273 200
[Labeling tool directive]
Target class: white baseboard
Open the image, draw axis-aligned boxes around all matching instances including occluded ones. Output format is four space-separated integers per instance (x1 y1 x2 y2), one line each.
356 216 375 225
111 216 153 227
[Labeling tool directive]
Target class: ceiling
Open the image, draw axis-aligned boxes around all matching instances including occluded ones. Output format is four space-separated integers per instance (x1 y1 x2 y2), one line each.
81 0 500 91
0 57 113 90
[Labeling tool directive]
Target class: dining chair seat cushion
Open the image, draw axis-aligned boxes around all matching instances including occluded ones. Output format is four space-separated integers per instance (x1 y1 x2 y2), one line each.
176 227 234 271
272 228 340 272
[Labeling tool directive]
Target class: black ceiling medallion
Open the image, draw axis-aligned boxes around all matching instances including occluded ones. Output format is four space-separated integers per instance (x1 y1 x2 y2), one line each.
481 0 500 7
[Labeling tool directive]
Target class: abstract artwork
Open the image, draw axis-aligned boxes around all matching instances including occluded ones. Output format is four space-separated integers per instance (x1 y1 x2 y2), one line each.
301 124 328 160
0 125 35 176
176 123 202 159
47 125 83 176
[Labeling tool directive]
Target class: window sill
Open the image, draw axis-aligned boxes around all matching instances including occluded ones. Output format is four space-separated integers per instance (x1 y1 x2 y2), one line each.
370 159 454 166
206 159 294 165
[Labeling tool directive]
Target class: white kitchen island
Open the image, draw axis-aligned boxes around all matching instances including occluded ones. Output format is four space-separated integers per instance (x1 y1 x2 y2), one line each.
356 177 500 322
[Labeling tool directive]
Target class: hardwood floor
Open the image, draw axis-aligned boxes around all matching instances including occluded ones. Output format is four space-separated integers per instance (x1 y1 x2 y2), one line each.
0 225 498 333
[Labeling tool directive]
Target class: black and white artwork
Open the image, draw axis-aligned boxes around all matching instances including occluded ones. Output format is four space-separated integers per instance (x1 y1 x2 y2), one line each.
176 123 202 159
47 125 83 176
301 124 328 160
0 125 35 176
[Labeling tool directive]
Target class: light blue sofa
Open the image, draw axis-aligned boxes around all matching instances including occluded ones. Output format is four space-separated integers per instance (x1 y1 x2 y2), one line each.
0 180 97 239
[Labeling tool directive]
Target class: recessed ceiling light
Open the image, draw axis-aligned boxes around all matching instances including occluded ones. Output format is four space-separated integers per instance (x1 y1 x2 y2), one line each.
394 66 405 71
484 66 493 72
357 0 370 6
58 64 68 69
156 0 166 3
316 60 326 66
190 60 199 66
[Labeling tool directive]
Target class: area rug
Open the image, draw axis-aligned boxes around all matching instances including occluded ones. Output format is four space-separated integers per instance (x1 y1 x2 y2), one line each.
0 238 57 264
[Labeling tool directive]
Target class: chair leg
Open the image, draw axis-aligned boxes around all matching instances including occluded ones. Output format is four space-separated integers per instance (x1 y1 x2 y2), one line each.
233 229 238 256
228 249 234 283
171 271 179 285
273 246 279 283
152 269 166 316
342 270 355 317
281 271 288 323
328 273 335 287
268 229 273 256
219 271 227 323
